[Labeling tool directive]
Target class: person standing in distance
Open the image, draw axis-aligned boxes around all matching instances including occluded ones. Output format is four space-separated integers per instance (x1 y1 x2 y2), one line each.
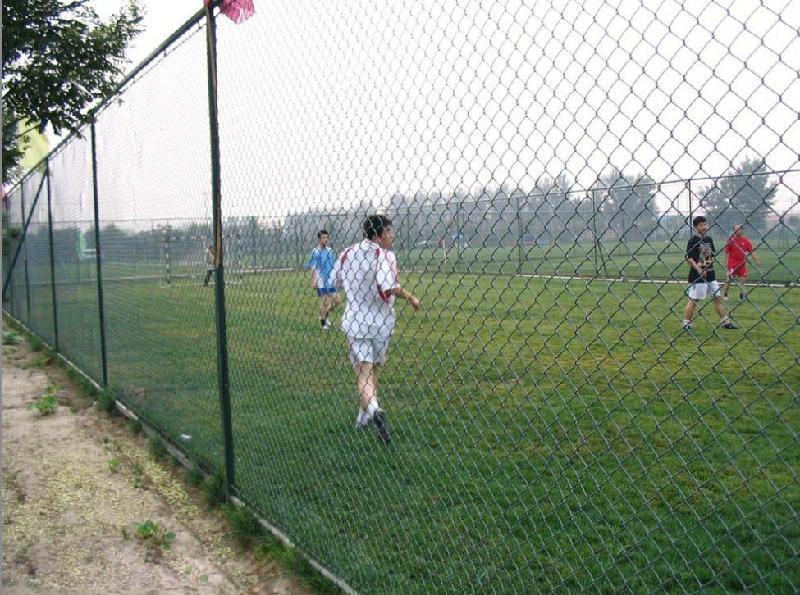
305 229 340 329
203 244 215 286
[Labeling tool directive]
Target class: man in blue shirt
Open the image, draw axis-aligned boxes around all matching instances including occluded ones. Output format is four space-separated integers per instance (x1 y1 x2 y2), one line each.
305 229 340 329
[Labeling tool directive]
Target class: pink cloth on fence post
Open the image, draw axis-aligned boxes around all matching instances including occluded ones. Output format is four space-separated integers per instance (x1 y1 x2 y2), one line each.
204 0 255 24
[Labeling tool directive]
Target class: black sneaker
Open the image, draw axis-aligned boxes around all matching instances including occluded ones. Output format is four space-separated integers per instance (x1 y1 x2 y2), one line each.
739 293 745 301
373 409 391 444
682 324 692 333
721 321 738 329
319 318 325 329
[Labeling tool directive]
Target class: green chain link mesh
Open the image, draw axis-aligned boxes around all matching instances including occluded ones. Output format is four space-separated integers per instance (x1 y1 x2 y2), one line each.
3 1 798 592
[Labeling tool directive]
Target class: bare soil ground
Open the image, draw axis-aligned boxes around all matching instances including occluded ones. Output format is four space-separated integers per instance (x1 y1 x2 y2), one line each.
2 340 314 594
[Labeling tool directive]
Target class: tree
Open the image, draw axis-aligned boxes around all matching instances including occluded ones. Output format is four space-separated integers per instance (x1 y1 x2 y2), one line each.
592 168 657 241
700 157 777 233
531 173 571 209
2 0 142 182
522 174 572 243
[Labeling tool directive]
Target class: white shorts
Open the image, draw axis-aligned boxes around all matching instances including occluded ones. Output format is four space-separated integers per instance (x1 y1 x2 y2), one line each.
348 336 390 367
687 280 722 301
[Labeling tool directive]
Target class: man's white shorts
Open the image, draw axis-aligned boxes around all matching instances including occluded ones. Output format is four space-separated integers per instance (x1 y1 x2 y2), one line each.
687 280 722 301
348 336 390 367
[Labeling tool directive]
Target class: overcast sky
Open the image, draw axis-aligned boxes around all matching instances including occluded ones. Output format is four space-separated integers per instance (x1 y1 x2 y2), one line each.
71 0 800 225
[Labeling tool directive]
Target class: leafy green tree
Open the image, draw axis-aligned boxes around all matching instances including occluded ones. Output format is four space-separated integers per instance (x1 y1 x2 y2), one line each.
699 157 777 233
2 0 142 182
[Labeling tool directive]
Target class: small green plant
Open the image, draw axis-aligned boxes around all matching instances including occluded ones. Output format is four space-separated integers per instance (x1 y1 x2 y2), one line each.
134 519 156 539
129 418 143 435
29 353 53 368
29 391 58 416
63 366 97 396
184 465 203 486
28 335 44 352
222 503 265 547
79 377 98 397
255 534 343 595
149 436 168 461
134 520 176 549
131 461 146 488
96 389 116 413
201 471 226 508
108 458 121 473
65 367 79 381
2 330 22 345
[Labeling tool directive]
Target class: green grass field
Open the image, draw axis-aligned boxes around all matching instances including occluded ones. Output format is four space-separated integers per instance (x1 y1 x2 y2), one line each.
402 240 800 283
11 260 798 594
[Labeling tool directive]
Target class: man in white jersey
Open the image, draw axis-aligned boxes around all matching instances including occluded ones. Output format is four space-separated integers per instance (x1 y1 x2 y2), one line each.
331 215 421 443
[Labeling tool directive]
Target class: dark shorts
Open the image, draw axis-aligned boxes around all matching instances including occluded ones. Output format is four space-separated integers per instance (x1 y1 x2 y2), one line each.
316 287 337 297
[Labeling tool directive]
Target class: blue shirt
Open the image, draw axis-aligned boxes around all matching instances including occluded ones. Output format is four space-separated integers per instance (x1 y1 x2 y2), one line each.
305 246 335 288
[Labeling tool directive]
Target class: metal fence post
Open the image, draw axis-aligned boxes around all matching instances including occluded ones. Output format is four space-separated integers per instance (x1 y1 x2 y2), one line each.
5 196 16 317
165 225 172 285
516 194 522 275
90 122 109 387
3 174 45 309
250 216 257 270
46 161 60 351
205 3 236 501
455 201 461 272
20 183 32 324
592 189 600 275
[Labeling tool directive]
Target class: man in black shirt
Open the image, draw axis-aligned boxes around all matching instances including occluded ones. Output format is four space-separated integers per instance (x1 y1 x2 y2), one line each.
682 216 737 331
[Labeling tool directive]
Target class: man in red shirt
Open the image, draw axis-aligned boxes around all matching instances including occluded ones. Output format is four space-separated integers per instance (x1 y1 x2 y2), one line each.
723 224 761 300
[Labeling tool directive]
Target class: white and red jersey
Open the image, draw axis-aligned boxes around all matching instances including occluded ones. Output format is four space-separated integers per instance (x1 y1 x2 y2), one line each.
331 239 400 339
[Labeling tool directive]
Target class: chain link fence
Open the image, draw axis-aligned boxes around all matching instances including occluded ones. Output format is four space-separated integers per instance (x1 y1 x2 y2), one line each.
3 1 799 592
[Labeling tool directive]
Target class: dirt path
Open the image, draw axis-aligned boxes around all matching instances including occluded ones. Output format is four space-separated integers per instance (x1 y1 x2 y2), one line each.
1 339 314 594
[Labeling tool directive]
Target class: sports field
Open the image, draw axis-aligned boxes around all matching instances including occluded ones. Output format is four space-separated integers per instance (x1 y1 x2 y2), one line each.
403 240 800 283
17 258 798 593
